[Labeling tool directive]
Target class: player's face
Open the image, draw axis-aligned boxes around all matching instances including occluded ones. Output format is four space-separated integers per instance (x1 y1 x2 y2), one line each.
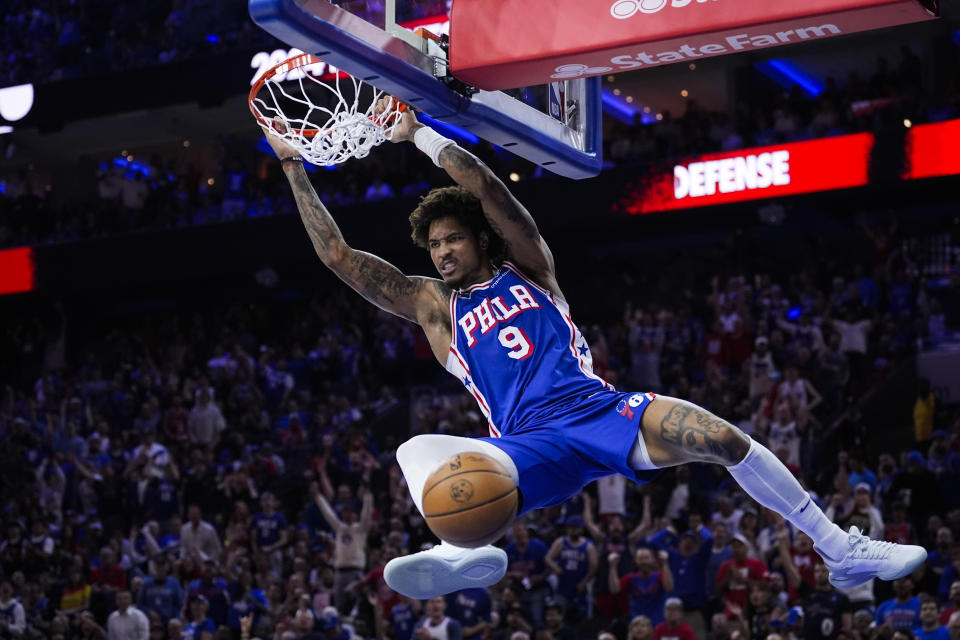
427 217 488 288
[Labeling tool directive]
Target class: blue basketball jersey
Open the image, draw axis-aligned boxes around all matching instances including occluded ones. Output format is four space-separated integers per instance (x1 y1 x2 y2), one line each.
447 262 613 437
556 537 590 597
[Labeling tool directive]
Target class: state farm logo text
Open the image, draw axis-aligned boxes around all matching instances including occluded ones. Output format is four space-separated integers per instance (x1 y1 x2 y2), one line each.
611 0 716 19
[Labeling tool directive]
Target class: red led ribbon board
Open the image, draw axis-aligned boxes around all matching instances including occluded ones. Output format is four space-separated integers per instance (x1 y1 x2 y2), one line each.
615 133 875 215
0 247 35 295
449 0 936 90
904 119 960 180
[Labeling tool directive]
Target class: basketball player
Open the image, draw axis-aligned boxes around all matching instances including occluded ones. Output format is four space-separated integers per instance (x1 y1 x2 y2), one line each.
259 105 925 600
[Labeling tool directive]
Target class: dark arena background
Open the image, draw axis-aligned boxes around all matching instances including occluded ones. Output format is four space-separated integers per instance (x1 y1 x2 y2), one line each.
2 2 960 640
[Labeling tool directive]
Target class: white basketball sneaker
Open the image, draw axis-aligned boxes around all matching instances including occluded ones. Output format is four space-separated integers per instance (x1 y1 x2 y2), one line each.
383 543 508 599
815 526 927 589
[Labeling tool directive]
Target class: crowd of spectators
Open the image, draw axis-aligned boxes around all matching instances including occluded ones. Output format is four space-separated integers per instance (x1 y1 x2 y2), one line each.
0 0 449 85
1 210 960 640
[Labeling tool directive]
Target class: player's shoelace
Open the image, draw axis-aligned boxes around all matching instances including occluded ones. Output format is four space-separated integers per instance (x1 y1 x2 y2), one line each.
847 526 896 560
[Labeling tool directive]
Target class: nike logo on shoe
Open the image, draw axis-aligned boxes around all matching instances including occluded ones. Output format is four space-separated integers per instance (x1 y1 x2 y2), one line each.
799 499 811 513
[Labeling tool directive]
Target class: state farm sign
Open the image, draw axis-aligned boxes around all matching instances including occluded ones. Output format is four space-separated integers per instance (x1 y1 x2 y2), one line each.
551 24 842 78
450 0 937 90
615 133 875 214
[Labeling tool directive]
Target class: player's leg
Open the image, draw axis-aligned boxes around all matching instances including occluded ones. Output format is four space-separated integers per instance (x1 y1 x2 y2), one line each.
636 395 926 588
384 434 515 599
395 434 520 515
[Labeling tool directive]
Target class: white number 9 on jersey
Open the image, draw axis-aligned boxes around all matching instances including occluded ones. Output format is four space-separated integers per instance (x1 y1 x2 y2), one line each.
498 326 534 360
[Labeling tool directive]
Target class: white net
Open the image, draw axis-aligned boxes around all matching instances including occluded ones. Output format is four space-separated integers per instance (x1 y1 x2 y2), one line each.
250 54 404 166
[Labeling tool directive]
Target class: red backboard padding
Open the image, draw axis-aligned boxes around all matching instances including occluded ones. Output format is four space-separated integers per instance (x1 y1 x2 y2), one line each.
449 0 936 90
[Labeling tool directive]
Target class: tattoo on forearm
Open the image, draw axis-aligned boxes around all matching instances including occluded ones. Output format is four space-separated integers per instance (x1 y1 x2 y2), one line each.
659 404 747 464
285 166 432 322
287 166 344 258
438 147 539 245
330 252 424 321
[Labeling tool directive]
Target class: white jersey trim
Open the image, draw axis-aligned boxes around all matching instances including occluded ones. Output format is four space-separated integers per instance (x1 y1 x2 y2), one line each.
447 290 501 438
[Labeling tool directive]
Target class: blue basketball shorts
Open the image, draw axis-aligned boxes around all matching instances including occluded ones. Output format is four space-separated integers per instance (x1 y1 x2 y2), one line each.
480 390 660 515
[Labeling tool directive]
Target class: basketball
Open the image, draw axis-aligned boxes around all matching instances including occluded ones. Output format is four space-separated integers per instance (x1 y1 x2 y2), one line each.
422 452 518 548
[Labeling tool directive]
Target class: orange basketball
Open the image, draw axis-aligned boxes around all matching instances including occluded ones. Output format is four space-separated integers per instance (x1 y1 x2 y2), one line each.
422 452 518 548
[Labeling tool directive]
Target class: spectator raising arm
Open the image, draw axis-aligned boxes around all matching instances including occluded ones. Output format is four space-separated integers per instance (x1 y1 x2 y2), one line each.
608 553 622 594
657 550 675 592
312 484 344 534
582 493 604 542
360 488 374 531
775 521 802 590
628 493 654 546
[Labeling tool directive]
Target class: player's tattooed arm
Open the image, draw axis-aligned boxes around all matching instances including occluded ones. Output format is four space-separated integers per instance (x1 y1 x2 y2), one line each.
658 403 750 465
284 162 446 323
435 143 558 283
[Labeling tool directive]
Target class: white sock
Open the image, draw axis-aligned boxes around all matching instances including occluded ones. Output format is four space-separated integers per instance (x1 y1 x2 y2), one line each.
727 438 848 560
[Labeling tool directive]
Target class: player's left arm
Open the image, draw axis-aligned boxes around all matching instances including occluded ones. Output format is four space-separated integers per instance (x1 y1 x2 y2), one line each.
436 144 556 282
387 105 559 294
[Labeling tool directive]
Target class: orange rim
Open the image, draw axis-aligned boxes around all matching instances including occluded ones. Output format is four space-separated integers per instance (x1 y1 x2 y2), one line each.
249 53 407 140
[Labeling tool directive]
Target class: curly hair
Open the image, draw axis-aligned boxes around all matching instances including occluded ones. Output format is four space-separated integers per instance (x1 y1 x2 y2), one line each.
408 186 506 263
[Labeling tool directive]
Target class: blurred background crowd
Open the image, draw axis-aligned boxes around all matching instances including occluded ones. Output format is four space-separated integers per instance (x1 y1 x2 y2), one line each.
1 217 960 640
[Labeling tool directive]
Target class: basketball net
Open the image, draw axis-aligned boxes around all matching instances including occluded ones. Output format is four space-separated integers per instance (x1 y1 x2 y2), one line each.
249 53 405 166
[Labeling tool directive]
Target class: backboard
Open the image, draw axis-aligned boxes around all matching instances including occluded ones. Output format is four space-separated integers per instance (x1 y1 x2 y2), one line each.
248 0 603 179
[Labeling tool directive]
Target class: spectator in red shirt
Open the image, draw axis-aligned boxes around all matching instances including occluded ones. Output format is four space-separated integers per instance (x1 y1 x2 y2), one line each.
701 321 726 369
723 318 754 371
717 533 770 617
280 414 308 447
885 503 915 545
90 546 128 622
91 547 128 592
788 532 821 588
653 598 697 640
355 546 402 618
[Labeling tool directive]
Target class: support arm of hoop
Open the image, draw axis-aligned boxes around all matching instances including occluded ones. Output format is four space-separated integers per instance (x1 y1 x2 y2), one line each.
248 0 603 178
